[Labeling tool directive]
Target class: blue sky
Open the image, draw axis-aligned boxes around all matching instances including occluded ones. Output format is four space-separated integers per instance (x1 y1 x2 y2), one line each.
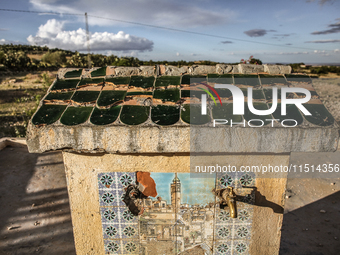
150 173 215 205
0 0 339 63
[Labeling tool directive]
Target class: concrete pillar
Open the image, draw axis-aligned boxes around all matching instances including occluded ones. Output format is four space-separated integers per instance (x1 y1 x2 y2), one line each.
26 66 339 255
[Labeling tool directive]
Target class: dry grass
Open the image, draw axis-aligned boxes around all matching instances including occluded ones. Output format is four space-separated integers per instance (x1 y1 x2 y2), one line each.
27 54 43 60
0 71 55 137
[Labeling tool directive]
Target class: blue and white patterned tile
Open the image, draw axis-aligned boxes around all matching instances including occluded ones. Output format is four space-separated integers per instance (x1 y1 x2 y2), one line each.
98 172 116 190
215 225 232 240
238 172 256 187
121 240 140 254
216 209 233 225
119 208 139 224
233 240 249 254
99 190 116 206
235 208 253 224
237 193 255 208
234 224 252 240
104 239 121 254
213 240 232 255
102 224 120 239
100 207 118 223
117 172 135 188
216 172 238 189
120 224 139 239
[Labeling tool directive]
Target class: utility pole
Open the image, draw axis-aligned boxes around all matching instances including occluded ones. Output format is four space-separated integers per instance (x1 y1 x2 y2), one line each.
85 12 91 69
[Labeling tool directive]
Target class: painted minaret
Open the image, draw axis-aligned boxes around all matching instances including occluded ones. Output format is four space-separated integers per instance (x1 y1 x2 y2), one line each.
171 173 181 212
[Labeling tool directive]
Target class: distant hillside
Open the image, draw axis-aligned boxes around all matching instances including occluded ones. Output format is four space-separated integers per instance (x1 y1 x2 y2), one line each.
0 44 227 72
0 44 339 75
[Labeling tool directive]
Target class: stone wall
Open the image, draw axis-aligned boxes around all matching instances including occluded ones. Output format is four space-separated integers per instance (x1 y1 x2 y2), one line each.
58 64 292 79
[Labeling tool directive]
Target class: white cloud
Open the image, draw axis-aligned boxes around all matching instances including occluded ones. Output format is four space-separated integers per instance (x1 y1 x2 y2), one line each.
176 52 180 56
29 0 236 27
27 19 154 52
306 39 340 43
276 50 332 56
278 51 310 55
0 39 24 45
314 50 326 54
106 50 140 57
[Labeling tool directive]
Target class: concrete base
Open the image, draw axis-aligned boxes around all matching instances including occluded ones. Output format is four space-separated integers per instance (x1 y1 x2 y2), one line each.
0 137 27 151
62 152 289 255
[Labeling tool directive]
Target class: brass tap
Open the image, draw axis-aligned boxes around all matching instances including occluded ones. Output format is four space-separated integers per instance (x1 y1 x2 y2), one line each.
213 186 237 218
222 186 237 218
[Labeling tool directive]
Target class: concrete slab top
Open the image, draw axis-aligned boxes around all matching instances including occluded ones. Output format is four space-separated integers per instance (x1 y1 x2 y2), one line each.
26 65 339 154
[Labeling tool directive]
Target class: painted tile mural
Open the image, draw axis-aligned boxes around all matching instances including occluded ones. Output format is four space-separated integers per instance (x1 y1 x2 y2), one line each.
98 172 255 255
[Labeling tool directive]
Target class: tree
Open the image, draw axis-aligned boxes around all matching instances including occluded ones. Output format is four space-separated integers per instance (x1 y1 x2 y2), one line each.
240 55 262 65
0 51 4 64
41 51 67 66
67 52 86 67
3 51 31 70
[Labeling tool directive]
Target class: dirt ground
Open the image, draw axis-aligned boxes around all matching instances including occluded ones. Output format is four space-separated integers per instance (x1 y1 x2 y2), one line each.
281 152 340 255
0 144 75 255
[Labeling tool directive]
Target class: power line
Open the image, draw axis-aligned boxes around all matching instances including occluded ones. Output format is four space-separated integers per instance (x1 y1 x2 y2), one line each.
88 14 325 52
0 8 332 52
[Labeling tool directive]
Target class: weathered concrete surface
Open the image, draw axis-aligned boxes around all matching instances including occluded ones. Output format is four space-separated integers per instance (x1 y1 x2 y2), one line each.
232 65 240 73
264 64 292 75
216 64 233 74
188 65 216 75
238 64 265 74
263 65 292 74
110 66 155 77
27 124 339 154
264 64 281 75
250 177 288 255
279 65 292 74
159 65 189 76
63 152 290 255
57 64 292 79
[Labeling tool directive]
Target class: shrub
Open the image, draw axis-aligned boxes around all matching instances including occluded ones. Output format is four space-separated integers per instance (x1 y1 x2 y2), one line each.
41 51 67 66
240 56 262 65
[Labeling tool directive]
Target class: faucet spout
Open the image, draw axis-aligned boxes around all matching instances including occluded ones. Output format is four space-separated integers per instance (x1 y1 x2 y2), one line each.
223 187 237 218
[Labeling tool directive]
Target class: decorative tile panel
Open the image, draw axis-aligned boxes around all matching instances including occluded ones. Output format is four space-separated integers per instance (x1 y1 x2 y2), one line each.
214 172 255 254
98 172 138 254
98 172 255 254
